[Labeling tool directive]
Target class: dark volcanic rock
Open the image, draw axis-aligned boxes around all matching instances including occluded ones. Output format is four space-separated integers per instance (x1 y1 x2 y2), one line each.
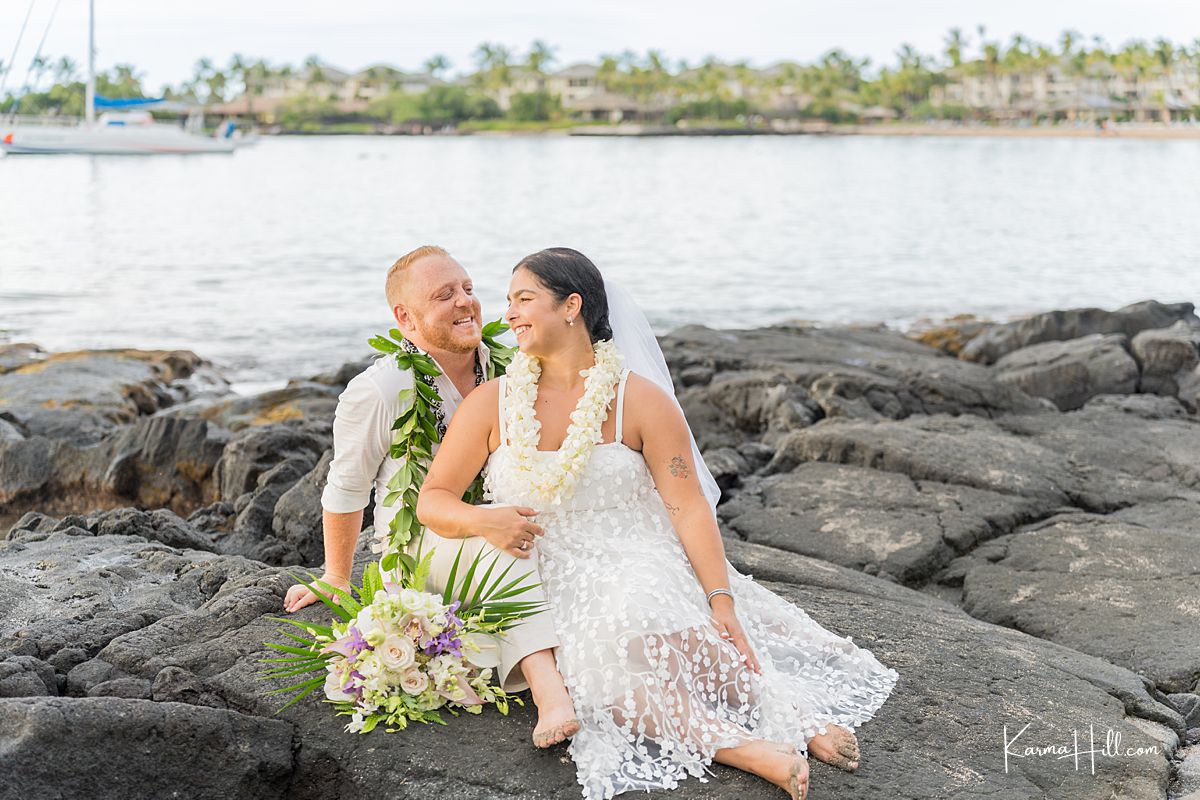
6 308 1198 799
0 415 225 519
993 333 1140 411
97 415 227 510
0 343 46 373
53 535 1181 800
905 314 994 357
214 423 330 502
310 358 373 388
960 300 1198 364
0 415 24 442
1083 393 1191 420
183 382 341 431
270 449 334 565
662 324 1044 451
0 655 57 697
71 507 217 551
0 348 205 446
188 500 237 533
703 446 751 492
202 424 331 565
0 696 293 800
0 521 265 678
1132 320 1200 406
769 413 1192 512
951 507 1200 694
991 403 1200 491
722 462 1047 584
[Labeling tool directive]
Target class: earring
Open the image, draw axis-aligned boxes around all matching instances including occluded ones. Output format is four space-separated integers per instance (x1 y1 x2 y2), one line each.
567 317 574 326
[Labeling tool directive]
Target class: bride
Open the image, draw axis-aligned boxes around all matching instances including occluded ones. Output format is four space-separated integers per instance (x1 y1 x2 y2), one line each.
416 248 898 800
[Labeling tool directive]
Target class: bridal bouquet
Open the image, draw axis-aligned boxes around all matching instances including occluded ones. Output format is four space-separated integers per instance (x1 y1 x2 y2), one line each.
263 547 543 734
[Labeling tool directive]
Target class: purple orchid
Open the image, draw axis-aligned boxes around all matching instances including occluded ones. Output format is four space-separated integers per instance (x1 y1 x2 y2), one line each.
322 625 370 659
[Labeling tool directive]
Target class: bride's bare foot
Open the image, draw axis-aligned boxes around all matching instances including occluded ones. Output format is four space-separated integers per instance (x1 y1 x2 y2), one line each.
718 741 809 800
531 696 580 748
807 723 860 771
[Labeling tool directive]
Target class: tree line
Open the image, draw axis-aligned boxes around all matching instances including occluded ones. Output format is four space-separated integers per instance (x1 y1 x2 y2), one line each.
4 29 1199 124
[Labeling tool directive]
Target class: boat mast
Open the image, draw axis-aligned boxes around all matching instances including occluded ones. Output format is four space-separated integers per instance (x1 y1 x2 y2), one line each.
85 0 95 124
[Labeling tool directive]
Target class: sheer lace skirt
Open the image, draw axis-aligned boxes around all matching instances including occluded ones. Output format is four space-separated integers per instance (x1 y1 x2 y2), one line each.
533 498 899 800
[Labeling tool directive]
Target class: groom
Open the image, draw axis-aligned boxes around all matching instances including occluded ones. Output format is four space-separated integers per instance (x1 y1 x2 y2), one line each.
283 245 579 747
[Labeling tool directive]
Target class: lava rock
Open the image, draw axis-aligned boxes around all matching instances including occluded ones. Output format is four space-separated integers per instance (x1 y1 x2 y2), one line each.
993 333 1139 411
960 300 1198 364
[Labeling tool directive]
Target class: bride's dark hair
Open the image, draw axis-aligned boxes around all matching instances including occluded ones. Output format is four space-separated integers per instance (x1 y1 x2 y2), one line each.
514 247 613 343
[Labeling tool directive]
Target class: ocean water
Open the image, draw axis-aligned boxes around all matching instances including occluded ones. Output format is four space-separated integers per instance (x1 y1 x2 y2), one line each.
2 134 1198 382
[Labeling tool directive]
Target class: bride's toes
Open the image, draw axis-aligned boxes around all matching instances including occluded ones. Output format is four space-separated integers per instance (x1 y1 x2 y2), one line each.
532 717 581 749
807 725 861 771
785 753 810 800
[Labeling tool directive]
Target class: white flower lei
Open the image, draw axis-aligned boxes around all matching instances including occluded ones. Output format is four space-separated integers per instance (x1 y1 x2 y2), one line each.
504 339 624 506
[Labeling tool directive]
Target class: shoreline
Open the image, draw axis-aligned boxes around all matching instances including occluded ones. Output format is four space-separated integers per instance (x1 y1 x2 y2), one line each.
263 122 1200 140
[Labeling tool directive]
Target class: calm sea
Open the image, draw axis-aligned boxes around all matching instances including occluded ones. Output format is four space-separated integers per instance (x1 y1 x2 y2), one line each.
2 134 1198 384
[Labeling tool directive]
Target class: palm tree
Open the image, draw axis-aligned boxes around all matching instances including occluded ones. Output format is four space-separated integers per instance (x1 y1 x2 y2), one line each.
54 56 78 84
243 59 270 118
423 54 451 78
944 27 966 68
227 53 248 98
111 64 143 95
983 42 1001 77
205 69 228 104
28 55 50 92
1002 34 1032 72
1059 30 1080 57
525 40 557 75
1152 38 1178 119
303 55 326 88
596 54 620 92
472 42 512 89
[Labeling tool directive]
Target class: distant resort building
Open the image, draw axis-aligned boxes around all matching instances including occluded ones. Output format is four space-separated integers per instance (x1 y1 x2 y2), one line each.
210 61 447 119
931 64 1200 122
205 55 1200 127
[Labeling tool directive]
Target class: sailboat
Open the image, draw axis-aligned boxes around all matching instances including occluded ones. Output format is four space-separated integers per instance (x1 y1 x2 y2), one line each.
0 0 235 155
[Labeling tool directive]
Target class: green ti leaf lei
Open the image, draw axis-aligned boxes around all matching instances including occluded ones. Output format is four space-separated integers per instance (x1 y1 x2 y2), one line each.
366 320 515 577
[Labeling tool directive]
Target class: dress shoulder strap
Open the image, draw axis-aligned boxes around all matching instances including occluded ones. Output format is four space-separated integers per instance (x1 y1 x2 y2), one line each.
497 375 508 446
614 369 631 443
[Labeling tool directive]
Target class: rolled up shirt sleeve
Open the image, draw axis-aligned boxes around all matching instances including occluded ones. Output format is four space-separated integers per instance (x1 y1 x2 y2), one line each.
321 371 394 514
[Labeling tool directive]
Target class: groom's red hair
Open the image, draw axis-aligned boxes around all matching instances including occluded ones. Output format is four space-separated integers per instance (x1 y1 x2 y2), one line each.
386 245 450 309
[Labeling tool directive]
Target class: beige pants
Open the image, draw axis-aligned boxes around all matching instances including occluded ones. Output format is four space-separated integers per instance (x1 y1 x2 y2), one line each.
410 527 559 693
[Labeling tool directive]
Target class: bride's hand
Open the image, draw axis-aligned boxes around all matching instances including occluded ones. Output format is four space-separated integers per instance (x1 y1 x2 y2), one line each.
475 505 544 559
710 599 762 674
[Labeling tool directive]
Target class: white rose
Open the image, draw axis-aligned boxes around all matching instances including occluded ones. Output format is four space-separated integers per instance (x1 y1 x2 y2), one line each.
399 667 430 695
460 632 501 669
378 634 416 671
424 594 446 617
355 610 385 646
399 588 423 611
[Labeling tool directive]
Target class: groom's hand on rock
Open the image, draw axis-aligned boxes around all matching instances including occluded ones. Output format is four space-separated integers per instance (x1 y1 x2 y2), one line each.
479 506 544 559
283 573 351 613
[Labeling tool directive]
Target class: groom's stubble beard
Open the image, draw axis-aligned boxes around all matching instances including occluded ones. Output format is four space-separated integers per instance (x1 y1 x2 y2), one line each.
410 307 482 356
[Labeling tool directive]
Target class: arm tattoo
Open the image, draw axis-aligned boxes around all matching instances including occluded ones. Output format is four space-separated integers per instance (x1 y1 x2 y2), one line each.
663 500 681 516
668 456 690 479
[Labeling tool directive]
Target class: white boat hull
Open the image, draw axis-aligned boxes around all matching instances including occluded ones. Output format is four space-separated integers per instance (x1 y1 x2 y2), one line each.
1 123 235 155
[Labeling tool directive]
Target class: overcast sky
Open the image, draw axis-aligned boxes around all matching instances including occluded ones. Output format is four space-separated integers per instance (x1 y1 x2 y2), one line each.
3 0 1199 90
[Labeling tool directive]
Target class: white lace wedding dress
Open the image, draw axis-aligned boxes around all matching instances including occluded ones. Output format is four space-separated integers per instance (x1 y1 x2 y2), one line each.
485 371 899 799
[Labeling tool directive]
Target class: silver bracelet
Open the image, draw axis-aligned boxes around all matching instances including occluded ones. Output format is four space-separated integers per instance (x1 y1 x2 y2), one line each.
706 588 734 605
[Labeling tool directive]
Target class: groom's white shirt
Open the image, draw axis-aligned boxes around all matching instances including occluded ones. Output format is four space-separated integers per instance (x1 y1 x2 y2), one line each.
320 341 491 538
